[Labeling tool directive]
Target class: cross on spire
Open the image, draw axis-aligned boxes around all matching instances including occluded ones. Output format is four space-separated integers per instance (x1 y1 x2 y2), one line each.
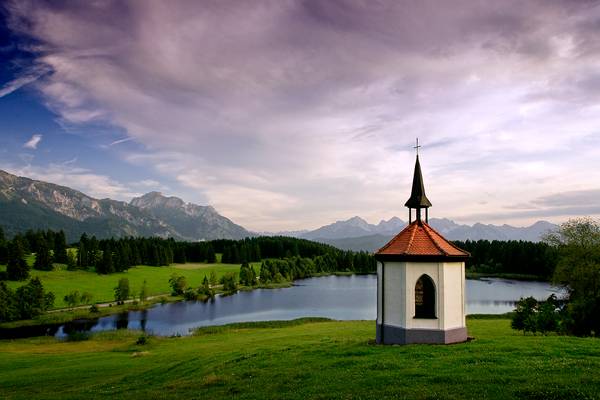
414 138 421 155
405 137 431 223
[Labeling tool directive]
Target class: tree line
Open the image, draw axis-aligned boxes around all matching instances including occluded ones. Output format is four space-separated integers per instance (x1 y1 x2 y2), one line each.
2 226 563 281
454 239 558 279
1 227 376 279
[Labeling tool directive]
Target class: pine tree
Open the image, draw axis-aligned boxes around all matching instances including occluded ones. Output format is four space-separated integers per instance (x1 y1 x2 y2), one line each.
77 241 88 268
33 238 53 271
6 239 29 281
253 243 261 262
87 236 100 268
97 245 114 274
53 230 68 264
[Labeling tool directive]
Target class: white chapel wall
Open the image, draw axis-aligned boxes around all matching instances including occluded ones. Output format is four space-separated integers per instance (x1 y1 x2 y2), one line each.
378 260 467 331
441 262 466 329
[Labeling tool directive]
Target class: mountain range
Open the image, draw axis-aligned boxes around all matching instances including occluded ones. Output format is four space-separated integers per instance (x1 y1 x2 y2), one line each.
292 216 557 251
0 170 251 241
0 169 557 249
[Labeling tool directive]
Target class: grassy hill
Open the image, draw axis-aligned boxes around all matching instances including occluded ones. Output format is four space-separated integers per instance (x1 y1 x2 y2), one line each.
1 318 599 399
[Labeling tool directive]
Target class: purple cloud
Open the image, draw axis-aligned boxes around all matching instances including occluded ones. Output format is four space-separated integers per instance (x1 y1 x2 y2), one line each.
4 0 600 230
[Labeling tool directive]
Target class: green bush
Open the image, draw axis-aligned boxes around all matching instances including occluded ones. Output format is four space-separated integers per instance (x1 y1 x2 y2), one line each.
220 272 238 292
135 334 149 345
183 287 198 301
511 295 563 335
169 274 187 296
114 278 130 304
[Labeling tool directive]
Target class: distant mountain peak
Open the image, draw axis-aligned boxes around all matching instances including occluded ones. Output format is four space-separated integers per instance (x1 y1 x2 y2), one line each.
130 191 250 240
345 216 369 225
131 191 186 210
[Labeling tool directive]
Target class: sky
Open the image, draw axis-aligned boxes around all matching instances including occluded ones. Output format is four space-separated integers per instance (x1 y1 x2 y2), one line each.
1 0 600 232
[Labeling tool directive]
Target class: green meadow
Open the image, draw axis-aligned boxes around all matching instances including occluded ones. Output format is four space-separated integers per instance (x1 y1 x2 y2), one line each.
0 318 599 400
2 261 259 309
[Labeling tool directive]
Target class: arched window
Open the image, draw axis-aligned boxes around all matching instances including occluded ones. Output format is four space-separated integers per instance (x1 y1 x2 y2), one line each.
414 274 436 318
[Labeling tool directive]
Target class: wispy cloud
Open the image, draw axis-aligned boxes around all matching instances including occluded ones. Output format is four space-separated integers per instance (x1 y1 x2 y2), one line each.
23 134 42 149
0 66 48 98
108 137 133 147
62 157 78 165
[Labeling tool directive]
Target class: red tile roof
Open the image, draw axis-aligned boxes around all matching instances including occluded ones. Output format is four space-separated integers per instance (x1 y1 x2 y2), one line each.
375 221 469 260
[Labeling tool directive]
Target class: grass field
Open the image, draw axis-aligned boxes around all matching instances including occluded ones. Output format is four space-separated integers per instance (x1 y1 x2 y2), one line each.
0 318 599 399
3 262 257 309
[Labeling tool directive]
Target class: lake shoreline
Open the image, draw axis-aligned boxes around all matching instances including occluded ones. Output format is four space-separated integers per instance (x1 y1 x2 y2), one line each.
0 271 552 338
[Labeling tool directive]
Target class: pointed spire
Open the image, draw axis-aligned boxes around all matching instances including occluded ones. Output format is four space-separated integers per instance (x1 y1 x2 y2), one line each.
404 155 432 209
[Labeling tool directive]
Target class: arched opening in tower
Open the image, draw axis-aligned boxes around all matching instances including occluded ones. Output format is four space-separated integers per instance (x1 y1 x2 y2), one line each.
414 274 436 318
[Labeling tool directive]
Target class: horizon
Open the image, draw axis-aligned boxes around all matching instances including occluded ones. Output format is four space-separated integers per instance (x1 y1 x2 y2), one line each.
1 1 600 231
0 165 558 233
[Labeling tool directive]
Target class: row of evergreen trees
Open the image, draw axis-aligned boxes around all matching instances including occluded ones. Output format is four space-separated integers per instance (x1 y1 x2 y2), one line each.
0 226 376 278
2 226 560 280
454 239 557 279
77 234 177 274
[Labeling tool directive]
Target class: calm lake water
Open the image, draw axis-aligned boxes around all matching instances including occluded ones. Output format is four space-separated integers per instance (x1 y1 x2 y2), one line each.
36 275 563 338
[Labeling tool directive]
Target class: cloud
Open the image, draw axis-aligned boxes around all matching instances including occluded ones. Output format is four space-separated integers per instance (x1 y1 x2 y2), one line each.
1 163 139 201
108 137 133 147
23 134 42 149
62 157 78 165
5 0 600 229
533 189 600 208
0 65 48 98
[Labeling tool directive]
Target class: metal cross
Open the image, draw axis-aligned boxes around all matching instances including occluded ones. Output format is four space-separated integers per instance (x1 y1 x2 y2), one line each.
414 138 421 155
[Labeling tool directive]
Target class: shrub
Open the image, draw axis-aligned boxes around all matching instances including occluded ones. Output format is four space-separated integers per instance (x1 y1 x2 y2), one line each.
136 335 149 345
66 249 78 271
169 274 187 296
511 295 563 335
64 290 81 308
239 262 258 286
89 304 100 313
80 291 93 305
114 278 130 304
183 287 198 301
220 272 238 292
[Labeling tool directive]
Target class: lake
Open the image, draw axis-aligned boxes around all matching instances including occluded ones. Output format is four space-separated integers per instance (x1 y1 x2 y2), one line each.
41 275 563 338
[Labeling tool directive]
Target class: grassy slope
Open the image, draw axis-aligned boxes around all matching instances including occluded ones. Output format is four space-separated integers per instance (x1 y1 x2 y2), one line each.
1 319 599 400
3 262 257 308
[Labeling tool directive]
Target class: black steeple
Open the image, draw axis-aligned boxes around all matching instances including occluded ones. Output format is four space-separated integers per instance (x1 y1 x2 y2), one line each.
405 140 432 223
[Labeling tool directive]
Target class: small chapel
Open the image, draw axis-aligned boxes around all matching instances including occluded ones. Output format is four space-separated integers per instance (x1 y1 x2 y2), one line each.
374 144 470 345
